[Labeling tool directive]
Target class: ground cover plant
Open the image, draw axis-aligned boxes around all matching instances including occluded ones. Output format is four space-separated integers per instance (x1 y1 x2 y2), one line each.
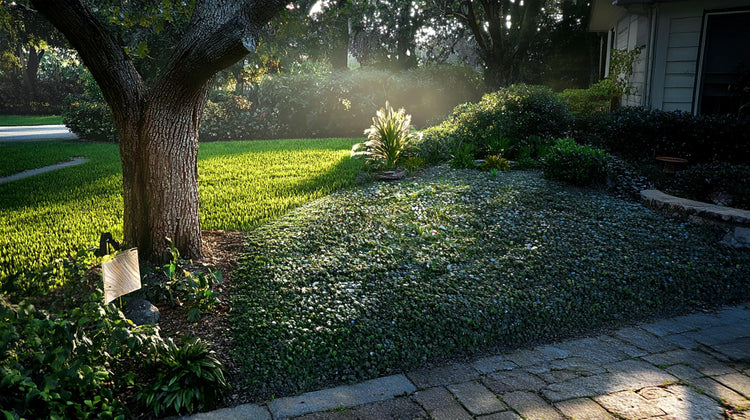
0 138 363 282
231 167 750 399
0 115 63 126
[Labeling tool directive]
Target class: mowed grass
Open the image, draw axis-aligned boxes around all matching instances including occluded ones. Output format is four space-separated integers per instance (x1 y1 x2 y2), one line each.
0 141 93 177
0 138 363 278
0 115 63 126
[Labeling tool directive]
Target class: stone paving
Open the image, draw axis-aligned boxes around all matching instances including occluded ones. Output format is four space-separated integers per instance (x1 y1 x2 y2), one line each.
184 303 750 419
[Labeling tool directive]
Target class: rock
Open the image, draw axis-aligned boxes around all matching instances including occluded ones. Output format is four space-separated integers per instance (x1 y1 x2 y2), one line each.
721 227 750 249
124 298 160 325
377 170 406 181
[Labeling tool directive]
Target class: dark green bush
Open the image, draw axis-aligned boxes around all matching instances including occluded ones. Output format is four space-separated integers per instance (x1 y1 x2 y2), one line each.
543 138 609 186
671 163 750 209
414 84 570 165
595 107 750 164
62 94 118 142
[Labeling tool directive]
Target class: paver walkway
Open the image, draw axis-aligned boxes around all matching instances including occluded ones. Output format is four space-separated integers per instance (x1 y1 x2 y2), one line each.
185 302 750 419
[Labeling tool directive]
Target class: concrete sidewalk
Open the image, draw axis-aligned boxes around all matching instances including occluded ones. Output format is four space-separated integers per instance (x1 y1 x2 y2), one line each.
0 125 77 142
185 302 750 419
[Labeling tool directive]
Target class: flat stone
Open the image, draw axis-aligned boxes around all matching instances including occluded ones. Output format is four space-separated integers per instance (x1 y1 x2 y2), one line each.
686 324 750 347
710 337 750 362
524 362 551 375
538 369 580 384
412 386 472 420
448 381 506 415
472 356 518 374
594 390 666 419
612 327 677 353
549 357 606 376
714 373 750 399
597 335 648 357
555 397 616 420
506 349 547 367
349 396 427 419
639 318 693 337
477 411 523 420
483 370 546 393
407 363 478 388
555 337 630 364
502 391 564 420
603 359 678 389
671 312 723 330
267 374 415 419
640 189 750 225
664 364 705 381
690 377 750 410
641 349 735 376
534 345 569 360
716 306 750 324
179 404 271 420
542 376 606 402
294 409 357 419
661 333 700 350
638 384 723 419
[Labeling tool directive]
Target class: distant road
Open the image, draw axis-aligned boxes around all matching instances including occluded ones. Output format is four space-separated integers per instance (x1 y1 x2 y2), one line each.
0 125 78 142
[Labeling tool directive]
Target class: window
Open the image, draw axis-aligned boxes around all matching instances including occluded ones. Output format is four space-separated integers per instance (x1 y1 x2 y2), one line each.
696 10 750 116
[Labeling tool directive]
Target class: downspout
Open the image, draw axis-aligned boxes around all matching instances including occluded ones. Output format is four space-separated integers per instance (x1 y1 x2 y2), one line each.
643 5 657 108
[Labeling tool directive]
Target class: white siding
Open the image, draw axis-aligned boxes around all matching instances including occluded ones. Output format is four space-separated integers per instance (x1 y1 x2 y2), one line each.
661 16 701 112
614 14 650 107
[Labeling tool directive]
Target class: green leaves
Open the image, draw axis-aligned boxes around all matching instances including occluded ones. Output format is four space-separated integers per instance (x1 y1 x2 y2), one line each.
360 102 420 170
230 167 750 400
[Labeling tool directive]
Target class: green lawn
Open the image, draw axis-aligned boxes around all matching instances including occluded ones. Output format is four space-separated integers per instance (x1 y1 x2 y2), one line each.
230 167 750 400
0 115 63 126
0 138 363 279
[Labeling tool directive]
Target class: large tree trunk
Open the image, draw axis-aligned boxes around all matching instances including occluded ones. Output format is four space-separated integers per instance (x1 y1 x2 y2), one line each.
118 87 208 261
31 0 287 262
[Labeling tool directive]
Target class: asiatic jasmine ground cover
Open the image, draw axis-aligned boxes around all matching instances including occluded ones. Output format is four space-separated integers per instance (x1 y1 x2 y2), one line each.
231 166 750 400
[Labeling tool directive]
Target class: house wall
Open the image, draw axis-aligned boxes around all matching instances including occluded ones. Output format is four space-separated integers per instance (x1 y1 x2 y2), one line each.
650 0 750 112
613 14 650 107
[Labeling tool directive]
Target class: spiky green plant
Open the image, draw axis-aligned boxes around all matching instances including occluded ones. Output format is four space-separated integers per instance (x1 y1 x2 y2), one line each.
362 102 420 169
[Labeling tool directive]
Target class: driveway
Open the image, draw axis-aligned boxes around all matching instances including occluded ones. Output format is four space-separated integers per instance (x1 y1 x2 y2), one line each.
0 125 78 142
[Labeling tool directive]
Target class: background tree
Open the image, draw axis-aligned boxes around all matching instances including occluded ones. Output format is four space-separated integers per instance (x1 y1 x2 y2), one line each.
28 0 288 261
434 0 544 88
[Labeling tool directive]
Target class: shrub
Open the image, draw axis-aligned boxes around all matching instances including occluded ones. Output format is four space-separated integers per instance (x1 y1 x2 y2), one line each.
595 107 750 164
359 102 419 170
137 336 229 417
543 138 609 186
559 78 620 115
62 94 118 142
414 84 570 165
671 163 750 209
61 73 118 142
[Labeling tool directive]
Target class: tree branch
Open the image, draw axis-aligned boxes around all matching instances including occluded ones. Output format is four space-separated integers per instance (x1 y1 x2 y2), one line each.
29 0 145 119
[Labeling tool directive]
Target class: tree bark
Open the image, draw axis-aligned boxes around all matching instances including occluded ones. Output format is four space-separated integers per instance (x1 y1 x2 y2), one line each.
22 47 44 99
31 0 287 262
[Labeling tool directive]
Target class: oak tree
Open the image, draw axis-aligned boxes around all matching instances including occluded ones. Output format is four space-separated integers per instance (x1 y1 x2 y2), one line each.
29 0 287 260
